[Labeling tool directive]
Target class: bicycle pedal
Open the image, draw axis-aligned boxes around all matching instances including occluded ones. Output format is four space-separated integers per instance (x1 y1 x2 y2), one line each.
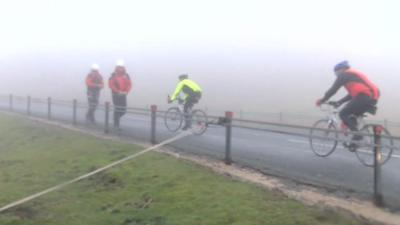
348 146 357 152
343 142 357 152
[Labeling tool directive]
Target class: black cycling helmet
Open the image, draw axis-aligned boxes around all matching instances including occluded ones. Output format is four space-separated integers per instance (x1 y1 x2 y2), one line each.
178 74 189 80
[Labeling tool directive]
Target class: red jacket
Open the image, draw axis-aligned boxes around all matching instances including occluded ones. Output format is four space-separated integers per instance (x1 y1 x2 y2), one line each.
322 68 380 102
109 73 132 94
343 69 379 100
86 72 104 90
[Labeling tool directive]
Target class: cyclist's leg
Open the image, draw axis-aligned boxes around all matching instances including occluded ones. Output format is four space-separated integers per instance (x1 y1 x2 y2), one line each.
339 102 358 132
351 94 376 115
340 94 374 140
195 92 202 103
183 97 195 129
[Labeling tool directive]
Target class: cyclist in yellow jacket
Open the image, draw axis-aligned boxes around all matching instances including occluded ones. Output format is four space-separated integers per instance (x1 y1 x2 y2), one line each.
168 74 202 130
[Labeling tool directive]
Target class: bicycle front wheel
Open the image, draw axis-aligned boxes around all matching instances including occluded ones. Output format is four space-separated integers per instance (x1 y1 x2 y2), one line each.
355 124 394 167
191 109 208 135
164 107 183 132
309 119 338 157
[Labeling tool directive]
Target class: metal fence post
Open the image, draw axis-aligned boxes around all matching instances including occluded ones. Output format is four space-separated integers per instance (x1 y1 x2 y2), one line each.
104 102 110 134
9 94 13 111
225 111 234 165
151 105 157 144
27 96 31 115
373 125 384 207
73 99 77 125
47 97 52 120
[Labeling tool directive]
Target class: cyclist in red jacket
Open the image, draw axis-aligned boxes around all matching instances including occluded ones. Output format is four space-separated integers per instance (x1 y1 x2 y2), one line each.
108 61 132 129
316 61 380 148
85 64 104 123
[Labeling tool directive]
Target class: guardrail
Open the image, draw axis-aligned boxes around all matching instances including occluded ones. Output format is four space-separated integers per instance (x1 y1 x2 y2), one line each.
0 93 399 208
205 108 400 135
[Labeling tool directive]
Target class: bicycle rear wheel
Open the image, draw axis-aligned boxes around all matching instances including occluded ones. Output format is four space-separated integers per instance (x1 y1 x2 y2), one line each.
191 109 208 135
355 124 394 167
164 107 183 132
309 119 338 157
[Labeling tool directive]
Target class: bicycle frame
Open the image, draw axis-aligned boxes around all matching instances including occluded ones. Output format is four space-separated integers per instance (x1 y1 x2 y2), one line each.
165 96 208 135
321 104 366 134
314 103 393 166
320 104 339 127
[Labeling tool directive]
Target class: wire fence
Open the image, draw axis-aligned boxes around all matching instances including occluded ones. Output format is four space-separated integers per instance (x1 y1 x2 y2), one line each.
0 94 399 209
1 94 399 151
205 108 400 135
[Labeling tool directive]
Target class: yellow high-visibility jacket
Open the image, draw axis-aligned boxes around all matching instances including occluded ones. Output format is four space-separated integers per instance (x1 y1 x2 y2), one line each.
170 79 202 101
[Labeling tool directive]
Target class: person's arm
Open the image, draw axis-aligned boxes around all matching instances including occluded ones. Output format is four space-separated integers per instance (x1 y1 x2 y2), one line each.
86 75 95 88
108 77 118 93
125 74 132 93
320 75 346 103
170 81 184 101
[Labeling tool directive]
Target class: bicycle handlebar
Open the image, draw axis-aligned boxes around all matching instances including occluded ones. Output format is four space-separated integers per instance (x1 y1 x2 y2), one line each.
319 101 340 114
321 101 339 108
167 95 184 105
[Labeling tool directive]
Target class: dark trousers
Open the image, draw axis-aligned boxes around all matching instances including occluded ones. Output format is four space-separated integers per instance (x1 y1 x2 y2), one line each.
339 94 377 131
112 94 127 128
183 92 202 127
86 90 100 122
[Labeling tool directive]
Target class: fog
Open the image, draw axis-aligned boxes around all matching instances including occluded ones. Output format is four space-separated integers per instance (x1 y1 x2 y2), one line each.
0 0 399 120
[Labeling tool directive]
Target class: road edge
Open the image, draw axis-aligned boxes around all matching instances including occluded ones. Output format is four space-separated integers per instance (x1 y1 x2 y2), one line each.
1 111 399 225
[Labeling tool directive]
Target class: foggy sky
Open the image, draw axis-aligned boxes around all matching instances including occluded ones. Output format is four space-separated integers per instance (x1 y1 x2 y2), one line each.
0 0 399 120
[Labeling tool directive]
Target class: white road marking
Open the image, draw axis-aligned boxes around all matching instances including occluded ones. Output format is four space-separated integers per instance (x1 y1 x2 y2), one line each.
288 139 400 159
288 139 309 145
0 132 189 213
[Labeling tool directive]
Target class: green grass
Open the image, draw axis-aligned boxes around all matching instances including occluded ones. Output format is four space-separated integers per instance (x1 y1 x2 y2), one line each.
0 113 376 225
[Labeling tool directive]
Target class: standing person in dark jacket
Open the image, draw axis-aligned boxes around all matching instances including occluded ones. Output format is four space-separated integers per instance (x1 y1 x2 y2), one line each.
85 64 104 123
108 61 132 129
316 61 380 149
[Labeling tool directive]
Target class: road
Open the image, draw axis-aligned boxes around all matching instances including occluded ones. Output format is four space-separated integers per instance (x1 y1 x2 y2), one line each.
1 98 400 209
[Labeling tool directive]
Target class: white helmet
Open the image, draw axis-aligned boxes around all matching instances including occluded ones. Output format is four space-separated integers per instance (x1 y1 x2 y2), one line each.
91 63 100 71
116 60 125 67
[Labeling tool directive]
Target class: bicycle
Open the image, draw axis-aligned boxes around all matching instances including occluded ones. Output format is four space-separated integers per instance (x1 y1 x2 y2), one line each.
164 96 208 135
309 102 394 166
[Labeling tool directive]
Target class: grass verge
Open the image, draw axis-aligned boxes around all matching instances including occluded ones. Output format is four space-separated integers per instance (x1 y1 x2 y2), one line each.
0 114 377 225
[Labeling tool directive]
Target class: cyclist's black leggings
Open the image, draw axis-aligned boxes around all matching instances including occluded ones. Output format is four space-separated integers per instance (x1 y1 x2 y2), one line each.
183 92 202 126
183 92 202 114
339 94 377 131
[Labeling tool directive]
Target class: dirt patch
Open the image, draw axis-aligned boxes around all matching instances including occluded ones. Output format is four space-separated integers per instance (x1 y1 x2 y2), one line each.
0 160 24 166
87 172 123 190
120 216 165 225
133 194 153 209
7 206 37 220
